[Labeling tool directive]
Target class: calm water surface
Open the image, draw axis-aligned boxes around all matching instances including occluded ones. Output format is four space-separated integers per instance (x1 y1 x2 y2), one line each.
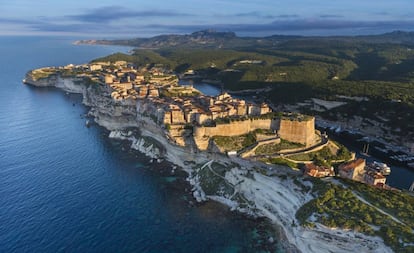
0 36 280 253
179 80 222 97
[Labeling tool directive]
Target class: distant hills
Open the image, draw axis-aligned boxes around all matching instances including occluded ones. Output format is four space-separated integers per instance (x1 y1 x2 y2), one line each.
75 29 286 49
86 29 414 140
75 29 414 49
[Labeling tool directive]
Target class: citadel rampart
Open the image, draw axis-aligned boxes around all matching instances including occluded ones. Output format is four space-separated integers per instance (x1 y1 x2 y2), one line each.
278 117 315 146
193 117 316 150
194 119 277 138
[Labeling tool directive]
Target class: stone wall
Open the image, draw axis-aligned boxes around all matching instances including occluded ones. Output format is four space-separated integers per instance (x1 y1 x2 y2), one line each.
278 117 315 146
194 119 277 139
171 109 186 124
193 117 316 150
194 119 279 150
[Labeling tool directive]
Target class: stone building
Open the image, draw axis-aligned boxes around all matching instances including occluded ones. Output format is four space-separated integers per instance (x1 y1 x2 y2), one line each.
304 163 335 178
338 158 366 181
363 171 386 186
277 117 316 146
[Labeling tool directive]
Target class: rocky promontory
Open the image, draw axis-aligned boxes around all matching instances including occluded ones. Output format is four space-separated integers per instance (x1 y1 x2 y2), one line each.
23 68 398 253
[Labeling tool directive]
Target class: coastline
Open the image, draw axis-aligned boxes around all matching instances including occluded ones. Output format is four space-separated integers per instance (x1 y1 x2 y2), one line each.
23 70 394 253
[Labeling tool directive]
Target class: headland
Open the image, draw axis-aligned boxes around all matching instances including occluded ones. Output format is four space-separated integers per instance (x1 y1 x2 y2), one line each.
23 59 414 253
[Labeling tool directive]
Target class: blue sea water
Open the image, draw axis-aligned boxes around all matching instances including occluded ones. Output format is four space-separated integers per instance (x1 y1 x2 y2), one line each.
179 80 222 97
0 37 278 253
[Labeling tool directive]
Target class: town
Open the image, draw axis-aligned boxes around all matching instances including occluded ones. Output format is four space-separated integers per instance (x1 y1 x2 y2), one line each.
30 61 395 190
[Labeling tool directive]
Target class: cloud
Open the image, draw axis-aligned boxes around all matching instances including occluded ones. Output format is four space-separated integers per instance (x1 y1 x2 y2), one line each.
0 17 41 25
234 11 262 17
28 22 128 35
231 13 299 19
373 11 391 16
319 14 344 18
143 18 414 36
275 14 299 18
233 12 275 19
3 13 414 37
67 6 193 23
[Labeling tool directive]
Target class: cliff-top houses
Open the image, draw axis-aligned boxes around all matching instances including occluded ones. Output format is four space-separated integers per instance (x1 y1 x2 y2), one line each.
338 158 366 181
56 62 395 192
303 157 388 189
304 163 335 178
57 61 319 153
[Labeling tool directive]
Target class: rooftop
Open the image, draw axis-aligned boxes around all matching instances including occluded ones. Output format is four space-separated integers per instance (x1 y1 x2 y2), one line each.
339 158 366 171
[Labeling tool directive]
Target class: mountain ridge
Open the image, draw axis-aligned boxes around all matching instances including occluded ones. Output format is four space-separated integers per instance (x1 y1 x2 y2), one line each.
74 29 414 49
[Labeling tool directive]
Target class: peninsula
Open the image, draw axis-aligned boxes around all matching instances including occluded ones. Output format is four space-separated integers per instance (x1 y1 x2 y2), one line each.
24 52 414 252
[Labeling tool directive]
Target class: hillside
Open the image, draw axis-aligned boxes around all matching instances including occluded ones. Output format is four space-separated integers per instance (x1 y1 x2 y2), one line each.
89 30 414 141
76 29 300 49
77 30 414 49
90 30 414 102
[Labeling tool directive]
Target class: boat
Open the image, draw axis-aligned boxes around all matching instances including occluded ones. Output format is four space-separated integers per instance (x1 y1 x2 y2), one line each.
366 161 391 176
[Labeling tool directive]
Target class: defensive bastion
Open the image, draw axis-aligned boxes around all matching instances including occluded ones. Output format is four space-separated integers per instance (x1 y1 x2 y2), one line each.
193 115 316 150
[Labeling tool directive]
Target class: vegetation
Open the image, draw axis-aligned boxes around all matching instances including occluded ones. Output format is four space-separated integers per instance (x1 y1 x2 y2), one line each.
92 31 414 104
253 129 275 135
31 68 57 80
296 178 414 252
286 144 352 166
88 30 414 252
255 139 304 155
92 38 414 106
197 162 233 196
203 112 283 127
260 157 298 169
213 132 256 152
160 88 201 97
342 180 414 226
194 161 253 209
92 52 137 65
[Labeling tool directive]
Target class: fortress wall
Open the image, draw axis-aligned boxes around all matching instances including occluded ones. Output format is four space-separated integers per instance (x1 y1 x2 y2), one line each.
193 116 316 150
278 118 315 146
194 119 274 138
193 136 210 150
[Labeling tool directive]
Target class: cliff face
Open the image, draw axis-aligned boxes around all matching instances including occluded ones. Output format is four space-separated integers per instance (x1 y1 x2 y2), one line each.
24 71 198 168
24 72 58 87
24 72 85 93
23 70 394 253
84 87 137 130
24 71 138 131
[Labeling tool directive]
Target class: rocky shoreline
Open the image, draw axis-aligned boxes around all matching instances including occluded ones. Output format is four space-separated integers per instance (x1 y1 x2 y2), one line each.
24 71 393 253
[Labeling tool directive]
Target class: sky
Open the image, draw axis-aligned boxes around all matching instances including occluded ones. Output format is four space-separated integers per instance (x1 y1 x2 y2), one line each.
1 0 413 37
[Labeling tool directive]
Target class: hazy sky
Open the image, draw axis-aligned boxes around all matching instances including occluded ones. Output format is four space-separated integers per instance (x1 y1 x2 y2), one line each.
1 0 413 37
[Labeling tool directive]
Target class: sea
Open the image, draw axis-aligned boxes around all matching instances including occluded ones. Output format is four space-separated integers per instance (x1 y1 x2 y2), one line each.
0 37 281 253
2 36 414 253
